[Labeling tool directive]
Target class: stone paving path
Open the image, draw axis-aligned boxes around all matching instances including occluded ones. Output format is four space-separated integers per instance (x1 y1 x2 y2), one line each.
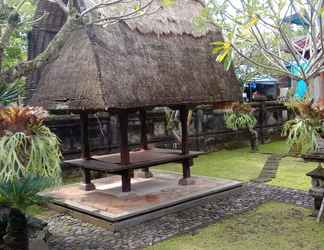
253 154 283 183
47 183 313 250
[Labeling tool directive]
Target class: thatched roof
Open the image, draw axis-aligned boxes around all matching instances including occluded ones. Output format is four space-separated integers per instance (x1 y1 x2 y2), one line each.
27 0 66 100
29 0 241 111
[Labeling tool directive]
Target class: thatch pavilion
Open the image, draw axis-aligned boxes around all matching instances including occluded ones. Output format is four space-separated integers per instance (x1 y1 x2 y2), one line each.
29 0 241 192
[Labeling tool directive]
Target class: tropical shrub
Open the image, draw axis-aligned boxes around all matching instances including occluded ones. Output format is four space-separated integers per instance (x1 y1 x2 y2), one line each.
0 174 53 212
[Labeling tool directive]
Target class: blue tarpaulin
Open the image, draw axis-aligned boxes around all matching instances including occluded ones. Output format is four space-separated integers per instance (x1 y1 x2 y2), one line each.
295 80 308 98
283 13 309 27
290 63 308 99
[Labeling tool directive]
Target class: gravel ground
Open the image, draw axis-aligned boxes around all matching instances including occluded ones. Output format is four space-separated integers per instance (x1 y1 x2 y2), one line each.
47 183 313 250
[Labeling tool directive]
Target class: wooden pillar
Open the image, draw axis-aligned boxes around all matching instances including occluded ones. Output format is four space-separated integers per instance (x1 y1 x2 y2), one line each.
119 110 130 164
80 112 95 191
180 106 189 155
179 106 194 185
140 109 148 150
194 109 203 151
139 109 153 178
119 110 131 192
121 170 132 192
259 101 265 144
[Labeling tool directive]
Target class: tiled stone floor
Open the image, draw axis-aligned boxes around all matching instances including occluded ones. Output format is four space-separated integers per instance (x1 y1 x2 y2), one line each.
47 182 313 250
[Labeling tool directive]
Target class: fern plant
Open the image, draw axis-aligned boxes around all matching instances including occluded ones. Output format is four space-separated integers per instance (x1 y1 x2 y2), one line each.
224 102 258 151
282 98 324 155
0 106 62 184
282 118 321 155
224 102 257 130
224 112 257 130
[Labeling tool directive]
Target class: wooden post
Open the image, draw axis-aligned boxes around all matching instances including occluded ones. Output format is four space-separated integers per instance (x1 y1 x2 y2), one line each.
121 170 132 192
140 109 148 150
180 106 189 155
119 110 131 192
259 102 265 144
139 109 153 178
194 109 203 151
80 112 95 191
179 106 194 185
119 110 130 165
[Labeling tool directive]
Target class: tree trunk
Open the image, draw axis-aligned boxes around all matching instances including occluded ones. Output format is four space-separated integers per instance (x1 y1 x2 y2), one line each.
0 14 82 85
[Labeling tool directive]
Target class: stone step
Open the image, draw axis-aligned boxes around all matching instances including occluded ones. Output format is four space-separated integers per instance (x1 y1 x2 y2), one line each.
252 154 282 183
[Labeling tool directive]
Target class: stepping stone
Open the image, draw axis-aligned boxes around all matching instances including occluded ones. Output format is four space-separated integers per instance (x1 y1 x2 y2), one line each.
252 154 283 183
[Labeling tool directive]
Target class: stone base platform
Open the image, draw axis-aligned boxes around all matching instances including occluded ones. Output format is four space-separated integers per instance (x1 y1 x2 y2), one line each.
42 171 242 231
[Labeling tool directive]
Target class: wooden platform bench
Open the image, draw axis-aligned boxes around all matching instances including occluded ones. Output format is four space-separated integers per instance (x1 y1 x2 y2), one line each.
68 107 202 192
65 148 202 192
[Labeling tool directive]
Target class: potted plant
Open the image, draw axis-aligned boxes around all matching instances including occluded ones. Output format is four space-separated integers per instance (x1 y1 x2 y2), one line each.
0 105 62 249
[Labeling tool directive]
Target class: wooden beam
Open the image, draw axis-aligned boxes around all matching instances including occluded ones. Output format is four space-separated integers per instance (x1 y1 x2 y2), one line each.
80 112 95 191
119 110 130 165
119 110 131 192
259 102 265 144
140 109 148 150
80 111 90 159
121 170 132 192
139 109 154 178
180 106 189 155
179 106 194 185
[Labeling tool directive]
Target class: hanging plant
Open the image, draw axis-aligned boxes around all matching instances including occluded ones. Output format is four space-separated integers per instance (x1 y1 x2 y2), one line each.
0 105 62 184
224 102 257 130
224 102 258 151
282 118 321 155
282 98 324 155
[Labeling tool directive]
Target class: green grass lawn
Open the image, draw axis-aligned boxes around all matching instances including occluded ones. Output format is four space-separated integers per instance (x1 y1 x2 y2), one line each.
258 139 290 155
154 147 267 182
146 202 324 250
154 140 315 191
154 140 290 182
268 157 316 191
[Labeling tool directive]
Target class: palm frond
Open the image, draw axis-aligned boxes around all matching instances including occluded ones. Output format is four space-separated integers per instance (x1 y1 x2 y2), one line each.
0 81 24 106
0 174 53 212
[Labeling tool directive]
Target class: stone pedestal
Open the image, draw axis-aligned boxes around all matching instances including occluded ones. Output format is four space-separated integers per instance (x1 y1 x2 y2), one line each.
309 188 324 216
306 166 324 217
